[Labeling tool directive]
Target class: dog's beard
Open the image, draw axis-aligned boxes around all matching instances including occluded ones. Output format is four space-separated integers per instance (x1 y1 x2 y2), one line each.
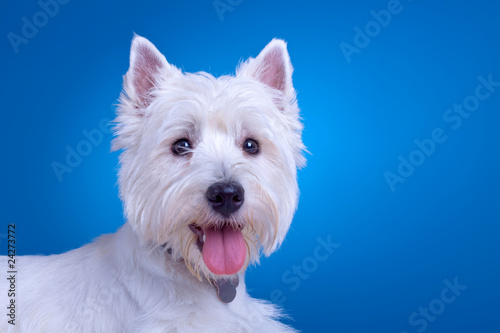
151 194 279 281
179 212 266 282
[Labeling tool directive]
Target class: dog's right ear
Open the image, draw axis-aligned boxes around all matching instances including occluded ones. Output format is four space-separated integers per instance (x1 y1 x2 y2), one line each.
123 35 181 112
113 36 181 152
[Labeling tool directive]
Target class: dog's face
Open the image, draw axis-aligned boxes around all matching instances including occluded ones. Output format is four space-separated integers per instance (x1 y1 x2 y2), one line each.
113 36 305 280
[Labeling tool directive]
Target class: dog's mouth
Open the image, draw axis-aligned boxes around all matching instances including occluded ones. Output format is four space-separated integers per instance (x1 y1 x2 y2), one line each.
189 222 246 276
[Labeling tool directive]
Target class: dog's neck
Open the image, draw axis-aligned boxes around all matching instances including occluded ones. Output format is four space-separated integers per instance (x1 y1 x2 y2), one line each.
111 224 241 305
161 242 239 303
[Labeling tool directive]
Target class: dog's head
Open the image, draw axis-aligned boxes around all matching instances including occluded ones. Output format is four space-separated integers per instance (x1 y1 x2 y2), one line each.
113 35 305 280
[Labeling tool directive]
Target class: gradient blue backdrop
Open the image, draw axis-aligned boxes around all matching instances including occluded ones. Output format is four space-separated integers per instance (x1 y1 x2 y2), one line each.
1 0 499 332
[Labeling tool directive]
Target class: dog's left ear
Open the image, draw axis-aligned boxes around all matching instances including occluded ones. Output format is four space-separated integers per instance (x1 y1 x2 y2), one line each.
237 39 295 99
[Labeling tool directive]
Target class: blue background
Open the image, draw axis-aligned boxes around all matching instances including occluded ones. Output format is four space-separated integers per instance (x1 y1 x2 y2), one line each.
1 0 499 332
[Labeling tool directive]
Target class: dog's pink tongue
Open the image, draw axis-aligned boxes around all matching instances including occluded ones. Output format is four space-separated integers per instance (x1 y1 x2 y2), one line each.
202 226 246 275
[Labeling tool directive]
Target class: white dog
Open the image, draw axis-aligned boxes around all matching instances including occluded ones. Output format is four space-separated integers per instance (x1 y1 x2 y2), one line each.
1 35 305 332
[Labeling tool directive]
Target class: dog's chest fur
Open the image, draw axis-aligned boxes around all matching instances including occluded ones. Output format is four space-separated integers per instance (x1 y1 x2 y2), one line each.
2 225 295 332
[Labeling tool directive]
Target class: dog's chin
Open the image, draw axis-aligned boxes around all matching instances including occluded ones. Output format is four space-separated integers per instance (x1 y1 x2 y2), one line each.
188 222 247 278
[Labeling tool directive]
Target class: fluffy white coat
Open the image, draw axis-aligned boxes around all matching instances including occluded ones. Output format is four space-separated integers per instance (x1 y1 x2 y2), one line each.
0 35 305 332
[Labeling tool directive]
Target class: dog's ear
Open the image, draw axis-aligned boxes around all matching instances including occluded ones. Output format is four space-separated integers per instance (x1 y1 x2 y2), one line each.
237 39 294 99
123 35 181 111
113 35 181 151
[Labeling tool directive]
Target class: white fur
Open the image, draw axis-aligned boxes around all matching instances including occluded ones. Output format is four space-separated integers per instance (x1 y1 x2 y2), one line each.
1 35 305 332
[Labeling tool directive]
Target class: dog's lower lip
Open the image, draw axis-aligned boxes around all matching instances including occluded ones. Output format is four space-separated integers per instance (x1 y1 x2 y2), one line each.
189 224 205 252
189 224 204 238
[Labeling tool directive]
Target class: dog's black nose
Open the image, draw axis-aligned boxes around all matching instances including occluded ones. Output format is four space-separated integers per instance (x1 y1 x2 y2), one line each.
206 182 244 217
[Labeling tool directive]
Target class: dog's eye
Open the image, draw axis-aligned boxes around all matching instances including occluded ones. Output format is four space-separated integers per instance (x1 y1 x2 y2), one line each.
172 139 192 156
243 139 259 155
